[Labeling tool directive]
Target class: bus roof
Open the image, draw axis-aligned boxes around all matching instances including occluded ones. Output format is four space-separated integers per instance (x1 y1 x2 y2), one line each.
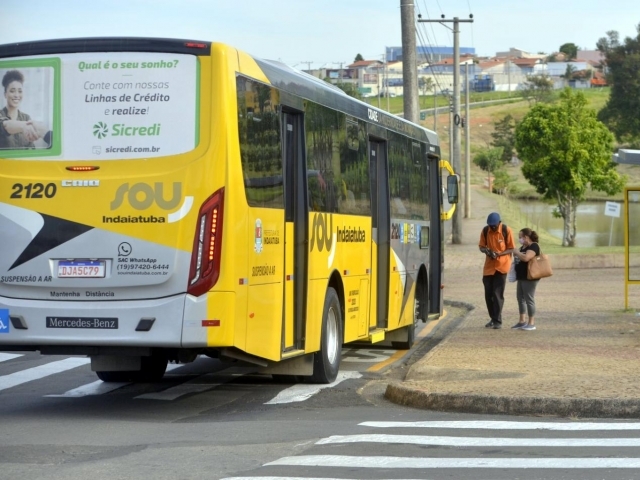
0 37 212 57
0 37 439 152
253 56 439 149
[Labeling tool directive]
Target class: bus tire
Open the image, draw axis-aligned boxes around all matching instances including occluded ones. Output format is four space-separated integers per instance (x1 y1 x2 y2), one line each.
396 301 418 350
311 287 342 384
95 355 168 383
398 283 427 350
95 370 132 383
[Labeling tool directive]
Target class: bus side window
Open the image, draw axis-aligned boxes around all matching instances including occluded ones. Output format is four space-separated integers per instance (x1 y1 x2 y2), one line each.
237 76 283 208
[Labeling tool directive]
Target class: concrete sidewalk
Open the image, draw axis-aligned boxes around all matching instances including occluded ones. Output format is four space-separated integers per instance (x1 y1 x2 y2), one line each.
385 186 640 418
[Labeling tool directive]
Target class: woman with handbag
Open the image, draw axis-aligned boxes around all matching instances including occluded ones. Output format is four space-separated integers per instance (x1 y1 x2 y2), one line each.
508 228 540 331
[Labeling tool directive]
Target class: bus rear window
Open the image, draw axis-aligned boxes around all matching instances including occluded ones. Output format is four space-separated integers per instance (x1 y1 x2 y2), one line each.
0 52 199 160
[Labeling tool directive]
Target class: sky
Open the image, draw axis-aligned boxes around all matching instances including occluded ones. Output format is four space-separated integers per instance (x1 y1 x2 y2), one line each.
1 0 638 68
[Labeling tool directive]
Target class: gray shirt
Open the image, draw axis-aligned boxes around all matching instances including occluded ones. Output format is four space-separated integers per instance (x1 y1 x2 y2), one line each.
0 107 35 149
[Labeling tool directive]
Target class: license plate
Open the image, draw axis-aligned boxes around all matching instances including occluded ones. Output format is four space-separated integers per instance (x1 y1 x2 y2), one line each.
58 260 106 278
46 317 118 329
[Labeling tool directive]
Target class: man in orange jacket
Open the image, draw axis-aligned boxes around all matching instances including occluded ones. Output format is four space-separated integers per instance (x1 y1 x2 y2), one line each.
478 212 515 329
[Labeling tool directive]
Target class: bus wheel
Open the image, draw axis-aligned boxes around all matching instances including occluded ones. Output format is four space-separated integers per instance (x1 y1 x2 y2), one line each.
134 355 168 382
398 287 426 350
95 370 132 383
311 287 342 384
95 355 168 383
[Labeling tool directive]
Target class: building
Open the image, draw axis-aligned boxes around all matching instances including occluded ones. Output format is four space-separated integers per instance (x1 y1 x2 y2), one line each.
495 47 546 60
385 45 475 63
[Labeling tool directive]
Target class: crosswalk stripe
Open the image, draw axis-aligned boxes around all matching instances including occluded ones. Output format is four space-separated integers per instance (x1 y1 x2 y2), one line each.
265 455 640 469
45 380 128 398
317 434 640 447
264 371 362 405
135 366 248 401
360 421 640 430
135 378 222 400
0 357 90 392
44 362 183 398
0 353 23 363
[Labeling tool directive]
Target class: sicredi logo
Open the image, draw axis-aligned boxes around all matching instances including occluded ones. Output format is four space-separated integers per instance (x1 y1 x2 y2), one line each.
93 122 108 139
93 122 161 139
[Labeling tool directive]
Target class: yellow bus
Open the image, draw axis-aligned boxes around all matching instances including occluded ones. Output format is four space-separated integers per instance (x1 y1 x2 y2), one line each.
0 38 458 383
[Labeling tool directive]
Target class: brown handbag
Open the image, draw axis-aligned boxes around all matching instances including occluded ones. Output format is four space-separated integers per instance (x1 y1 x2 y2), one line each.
527 246 553 280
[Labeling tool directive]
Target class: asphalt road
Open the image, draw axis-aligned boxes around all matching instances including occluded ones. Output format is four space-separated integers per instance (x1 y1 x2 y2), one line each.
2 314 640 480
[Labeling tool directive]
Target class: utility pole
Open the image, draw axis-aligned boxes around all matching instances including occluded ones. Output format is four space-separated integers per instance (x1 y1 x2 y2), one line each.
448 97 453 164
418 14 473 244
333 62 344 84
400 0 418 123
433 91 437 131
465 62 471 218
377 62 381 109
302 61 313 71
384 54 390 112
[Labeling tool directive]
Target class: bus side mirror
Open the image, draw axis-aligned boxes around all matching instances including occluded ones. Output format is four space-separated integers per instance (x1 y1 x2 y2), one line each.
447 174 459 204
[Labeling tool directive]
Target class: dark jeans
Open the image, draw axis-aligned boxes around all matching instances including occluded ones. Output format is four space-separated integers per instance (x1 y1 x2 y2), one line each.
483 272 507 324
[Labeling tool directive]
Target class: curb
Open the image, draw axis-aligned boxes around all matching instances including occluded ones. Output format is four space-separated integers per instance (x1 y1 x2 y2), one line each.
385 383 640 418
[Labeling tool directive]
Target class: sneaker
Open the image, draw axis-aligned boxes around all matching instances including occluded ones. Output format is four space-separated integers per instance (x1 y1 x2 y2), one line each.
521 324 536 331
511 322 527 329
485 321 495 328
492 323 502 329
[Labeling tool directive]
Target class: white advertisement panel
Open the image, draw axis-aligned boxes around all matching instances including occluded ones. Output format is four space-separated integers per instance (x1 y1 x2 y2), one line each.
0 52 198 160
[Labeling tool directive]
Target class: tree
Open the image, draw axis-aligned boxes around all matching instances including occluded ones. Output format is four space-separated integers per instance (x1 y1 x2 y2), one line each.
597 25 640 146
515 88 625 246
520 74 554 104
563 64 577 80
418 76 434 95
473 147 504 193
490 114 517 163
354 53 364 62
559 42 579 60
325 79 361 99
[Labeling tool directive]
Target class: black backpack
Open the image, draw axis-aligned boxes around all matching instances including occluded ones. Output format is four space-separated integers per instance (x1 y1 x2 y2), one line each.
483 223 508 245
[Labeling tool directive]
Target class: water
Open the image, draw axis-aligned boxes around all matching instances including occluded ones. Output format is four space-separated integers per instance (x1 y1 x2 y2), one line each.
516 199 625 247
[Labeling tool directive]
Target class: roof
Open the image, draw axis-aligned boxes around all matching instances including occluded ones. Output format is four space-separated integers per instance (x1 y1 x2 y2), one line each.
346 60 382 68
478 60 506 69
577 50 605 63
591 70 607 86
511 58 539 66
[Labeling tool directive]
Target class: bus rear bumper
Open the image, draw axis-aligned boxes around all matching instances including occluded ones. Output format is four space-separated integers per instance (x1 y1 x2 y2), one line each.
0 294 192 348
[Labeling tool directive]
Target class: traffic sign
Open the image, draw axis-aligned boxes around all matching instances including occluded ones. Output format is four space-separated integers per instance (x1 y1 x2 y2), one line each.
605 201 621 218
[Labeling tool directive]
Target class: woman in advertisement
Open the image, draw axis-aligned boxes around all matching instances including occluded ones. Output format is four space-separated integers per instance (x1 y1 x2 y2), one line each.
0 69 50 149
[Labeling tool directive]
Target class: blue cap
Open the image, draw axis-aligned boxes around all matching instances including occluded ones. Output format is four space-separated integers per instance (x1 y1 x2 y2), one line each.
487 212 501 226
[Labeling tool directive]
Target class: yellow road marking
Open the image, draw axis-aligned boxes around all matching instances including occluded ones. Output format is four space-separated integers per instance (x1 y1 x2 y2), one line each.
367 350 406 372
366 309 448 372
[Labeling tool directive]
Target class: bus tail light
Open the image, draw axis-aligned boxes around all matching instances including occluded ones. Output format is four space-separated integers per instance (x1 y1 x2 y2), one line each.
187 188 225 297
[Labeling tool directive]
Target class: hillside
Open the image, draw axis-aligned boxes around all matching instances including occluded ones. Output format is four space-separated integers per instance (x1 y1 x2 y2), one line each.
410 88 640 201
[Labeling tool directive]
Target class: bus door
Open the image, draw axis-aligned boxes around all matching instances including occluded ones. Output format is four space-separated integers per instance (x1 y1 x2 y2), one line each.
369 139 390 330
282 111 308 352
429 154 444 316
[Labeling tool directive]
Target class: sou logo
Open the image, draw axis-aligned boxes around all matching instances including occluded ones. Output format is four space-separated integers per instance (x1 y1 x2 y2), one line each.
310 213 334 252
110 182 182 210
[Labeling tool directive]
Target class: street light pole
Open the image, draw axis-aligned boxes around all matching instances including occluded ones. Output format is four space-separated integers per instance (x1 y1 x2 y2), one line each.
465 62 471 218
400 0 418 123
418 14 473 244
